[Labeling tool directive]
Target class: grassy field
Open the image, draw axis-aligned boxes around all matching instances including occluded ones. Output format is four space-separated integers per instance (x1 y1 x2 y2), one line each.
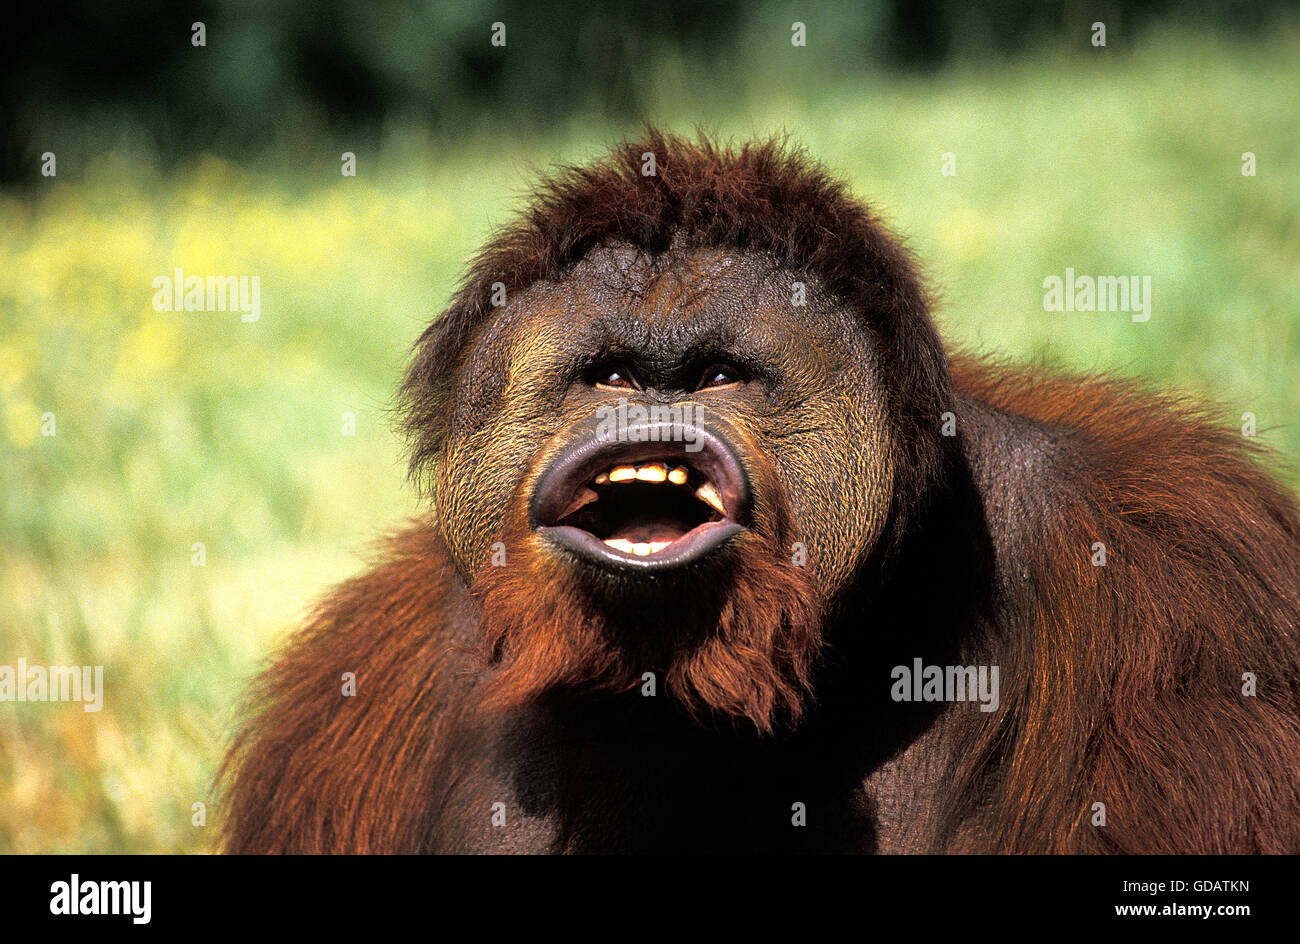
1 27 1297 853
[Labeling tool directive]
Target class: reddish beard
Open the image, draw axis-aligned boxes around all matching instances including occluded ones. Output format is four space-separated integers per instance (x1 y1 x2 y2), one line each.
469 492 823 734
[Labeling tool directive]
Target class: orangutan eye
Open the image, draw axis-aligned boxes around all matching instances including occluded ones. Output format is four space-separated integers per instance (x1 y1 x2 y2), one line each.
594 367 638 391
698 364 743 390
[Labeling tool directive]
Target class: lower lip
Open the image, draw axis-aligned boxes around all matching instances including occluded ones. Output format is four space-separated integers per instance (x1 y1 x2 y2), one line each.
537 520 745 571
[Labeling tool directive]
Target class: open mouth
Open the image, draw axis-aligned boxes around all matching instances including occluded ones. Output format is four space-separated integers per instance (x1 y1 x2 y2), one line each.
530 426 749 571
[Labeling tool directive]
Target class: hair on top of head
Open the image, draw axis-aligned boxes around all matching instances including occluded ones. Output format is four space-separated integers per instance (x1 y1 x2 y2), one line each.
400 128 953 508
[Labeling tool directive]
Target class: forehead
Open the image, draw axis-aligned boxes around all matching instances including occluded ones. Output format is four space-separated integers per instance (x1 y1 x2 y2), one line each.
566 244 783 319
494 244 861 356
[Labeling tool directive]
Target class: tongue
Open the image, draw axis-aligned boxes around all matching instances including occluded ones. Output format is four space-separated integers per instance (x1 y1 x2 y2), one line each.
608 519 691 543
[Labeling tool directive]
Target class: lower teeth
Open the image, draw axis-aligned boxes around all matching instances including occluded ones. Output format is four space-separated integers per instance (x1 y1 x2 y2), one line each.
603 538 671 556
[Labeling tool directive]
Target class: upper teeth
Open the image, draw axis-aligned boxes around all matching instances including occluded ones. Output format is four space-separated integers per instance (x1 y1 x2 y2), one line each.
601 462 692 489
635 463 667 482
582 460 729 540
557 487 600 520
695 481 725 516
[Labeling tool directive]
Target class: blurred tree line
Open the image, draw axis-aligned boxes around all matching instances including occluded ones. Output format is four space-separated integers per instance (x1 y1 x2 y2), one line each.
3 0 1292 185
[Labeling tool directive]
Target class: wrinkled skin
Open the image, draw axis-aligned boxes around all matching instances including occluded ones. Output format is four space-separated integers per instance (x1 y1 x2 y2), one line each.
436 244 895 600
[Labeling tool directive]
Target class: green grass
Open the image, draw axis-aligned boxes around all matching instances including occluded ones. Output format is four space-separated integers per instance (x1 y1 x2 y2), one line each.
1 26 1297 852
